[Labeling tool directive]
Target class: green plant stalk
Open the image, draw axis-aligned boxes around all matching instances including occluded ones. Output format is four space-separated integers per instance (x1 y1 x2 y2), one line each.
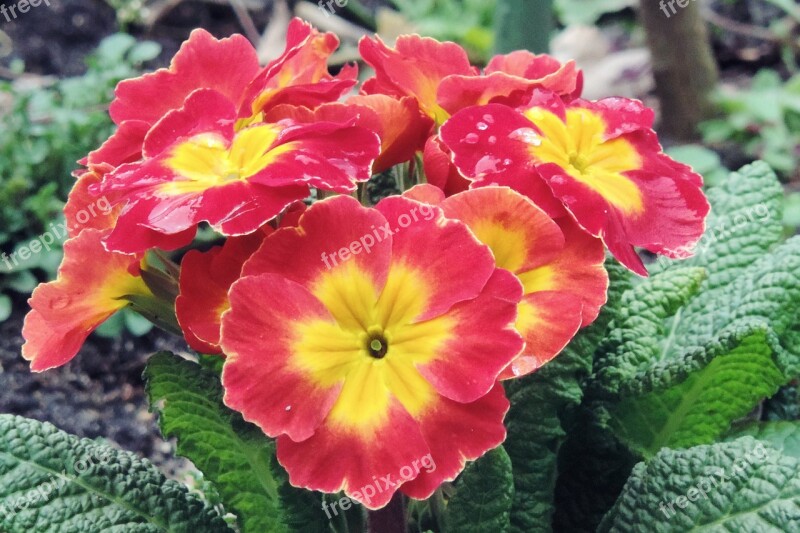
494 0 554 54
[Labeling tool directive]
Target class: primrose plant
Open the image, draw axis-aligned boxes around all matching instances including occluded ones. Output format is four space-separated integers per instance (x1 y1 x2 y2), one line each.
3 17 800 533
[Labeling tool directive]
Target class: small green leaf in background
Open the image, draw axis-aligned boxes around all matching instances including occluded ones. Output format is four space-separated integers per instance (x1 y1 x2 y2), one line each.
444 446 514 533
0 414 230 532
0 294 11 322
598 437 800 532
554 0 635 26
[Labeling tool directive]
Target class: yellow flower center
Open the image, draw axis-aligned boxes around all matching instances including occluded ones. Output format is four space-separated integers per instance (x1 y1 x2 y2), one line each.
161 125 295 195
524 107 645 214
291 261 451 432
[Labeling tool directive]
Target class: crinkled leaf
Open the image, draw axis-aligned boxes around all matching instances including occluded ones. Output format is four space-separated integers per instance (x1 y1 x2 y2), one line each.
444 446 514 533
0 414 230 532
592 267 708 395
599 437 800 533
606 322 784 456
593 165 800 456
146 352 306 533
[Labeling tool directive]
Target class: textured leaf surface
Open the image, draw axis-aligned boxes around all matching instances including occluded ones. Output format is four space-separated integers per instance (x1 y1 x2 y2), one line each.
606 323 784 455
594 164 800 456
444 446 514 533
726 421 800 458
0 414 230 533
145 352 299 533
599 437 800 533
504 261 632 532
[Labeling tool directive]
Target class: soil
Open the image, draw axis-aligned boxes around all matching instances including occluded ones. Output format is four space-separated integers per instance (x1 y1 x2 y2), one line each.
0 293 191 474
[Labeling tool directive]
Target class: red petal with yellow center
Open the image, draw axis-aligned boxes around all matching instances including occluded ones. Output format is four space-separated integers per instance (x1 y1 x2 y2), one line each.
266 94 433 174
276 401 430 509
400 384 509 500
242 18 357 118
439 102 565 216
110 29 259 127
360 34 477 124
442 95 710 275
222 273 348 442
406 185 608 377
22 229 148 371
221 195 521 505
176 232 266 354
241 195 393 289
95 89 379 253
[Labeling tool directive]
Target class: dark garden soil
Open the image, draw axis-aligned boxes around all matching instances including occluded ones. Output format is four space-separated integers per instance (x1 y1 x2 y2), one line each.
0 293 192 474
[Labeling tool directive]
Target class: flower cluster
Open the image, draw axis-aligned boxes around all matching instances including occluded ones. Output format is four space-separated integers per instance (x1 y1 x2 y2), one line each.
22 19 709 509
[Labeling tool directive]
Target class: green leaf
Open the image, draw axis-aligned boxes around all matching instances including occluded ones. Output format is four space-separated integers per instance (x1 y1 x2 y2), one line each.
594 164 800 456
0 414 230 532
504 261 633 532
605 322 785 456
444 447 514 533
144 352 286 533
0 294 11 322
599 438 800 532
592 267 708 395
726 421 800 458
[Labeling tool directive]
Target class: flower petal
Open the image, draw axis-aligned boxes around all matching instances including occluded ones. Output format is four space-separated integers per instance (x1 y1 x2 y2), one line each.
176 232 266 354
359 34 477 123
22 229 147 371
399 384 509 500
110 29 260 126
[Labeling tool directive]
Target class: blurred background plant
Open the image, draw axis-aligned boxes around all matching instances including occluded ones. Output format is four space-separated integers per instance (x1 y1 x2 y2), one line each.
0 33 160 324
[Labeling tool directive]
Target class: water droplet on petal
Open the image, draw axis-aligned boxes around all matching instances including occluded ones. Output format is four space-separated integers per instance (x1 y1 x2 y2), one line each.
50 295 71 310
510 127 542 146
476 155 501 174
464 133 480 144
285 405 292 412
550 176 565 185
483 114 495 125
477 122 489 131
504 158 513 166
488 135 497 145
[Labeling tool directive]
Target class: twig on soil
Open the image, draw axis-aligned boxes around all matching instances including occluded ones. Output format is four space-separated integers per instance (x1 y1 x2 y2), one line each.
702 8 784 43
